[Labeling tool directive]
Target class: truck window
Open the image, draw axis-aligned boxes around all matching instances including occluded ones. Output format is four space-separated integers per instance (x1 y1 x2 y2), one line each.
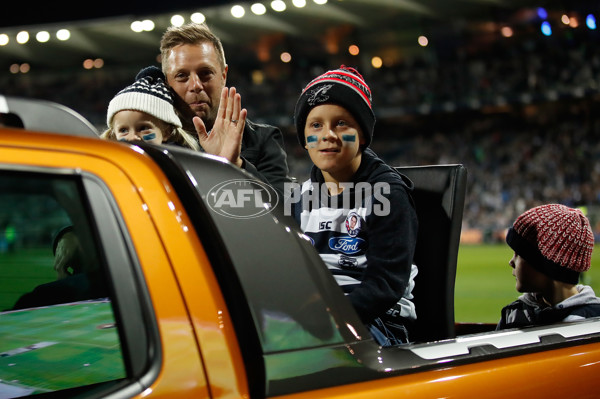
0 171 126 397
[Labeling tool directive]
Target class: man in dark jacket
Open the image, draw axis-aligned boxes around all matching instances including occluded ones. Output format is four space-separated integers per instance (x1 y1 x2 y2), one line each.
160 22 291 196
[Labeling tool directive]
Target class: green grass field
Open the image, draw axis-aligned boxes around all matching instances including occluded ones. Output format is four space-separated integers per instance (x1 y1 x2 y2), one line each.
0 301 125 395
2 244 600 326
455 244 600 323
0 250 125 396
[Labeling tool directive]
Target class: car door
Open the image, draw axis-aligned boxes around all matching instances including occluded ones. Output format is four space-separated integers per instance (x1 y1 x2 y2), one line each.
0 129 215 398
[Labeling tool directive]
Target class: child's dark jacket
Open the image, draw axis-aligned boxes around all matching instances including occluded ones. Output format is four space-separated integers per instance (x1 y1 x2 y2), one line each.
497 285 600 330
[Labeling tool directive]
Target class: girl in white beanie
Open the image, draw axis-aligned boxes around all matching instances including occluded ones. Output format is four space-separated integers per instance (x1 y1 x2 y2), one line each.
102 66 199 150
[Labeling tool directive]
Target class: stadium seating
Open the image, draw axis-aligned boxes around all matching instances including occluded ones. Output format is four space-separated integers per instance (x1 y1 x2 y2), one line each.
395 164 467 342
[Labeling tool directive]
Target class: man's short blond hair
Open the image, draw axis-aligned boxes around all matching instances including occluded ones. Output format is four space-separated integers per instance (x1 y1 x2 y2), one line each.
160 23 227 74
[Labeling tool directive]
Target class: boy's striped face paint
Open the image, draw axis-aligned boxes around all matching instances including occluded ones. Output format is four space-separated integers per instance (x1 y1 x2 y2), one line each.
142 133 157 141
341 134 356 144
306 134 319 148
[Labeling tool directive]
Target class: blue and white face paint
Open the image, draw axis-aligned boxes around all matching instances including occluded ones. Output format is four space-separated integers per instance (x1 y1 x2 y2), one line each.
111 110 165 145
305 132 356 148
306 134 319 149
302 104 365 183
341 134 356 144
118 131 158 143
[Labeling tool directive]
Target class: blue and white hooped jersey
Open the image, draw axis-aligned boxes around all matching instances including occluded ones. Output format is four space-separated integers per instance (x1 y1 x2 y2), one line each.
291 149 419 323
297 180 369 289
296 179 417 320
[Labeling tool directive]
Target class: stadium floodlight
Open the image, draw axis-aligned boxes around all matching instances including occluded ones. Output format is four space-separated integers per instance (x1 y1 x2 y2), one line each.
587 14 597 30
231 5 245 18
537 7 548 20
191 12 205 23
292 0 307 7
541 21 552 36
141 20 155 31
56 29 70 41
280 52 292 63
371 56 383 69
501 26 513 37
16 31 29 44
271 0 286 12
251 3 266 15
36 31 50 43
171 15 185 27
131 21 144 32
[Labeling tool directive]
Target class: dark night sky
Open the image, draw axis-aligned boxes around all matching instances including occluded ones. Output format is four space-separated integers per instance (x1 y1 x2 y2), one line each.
1 0 234 28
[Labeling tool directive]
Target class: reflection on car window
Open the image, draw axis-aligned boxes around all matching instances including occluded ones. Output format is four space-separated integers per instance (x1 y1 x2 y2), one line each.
0 171 126 397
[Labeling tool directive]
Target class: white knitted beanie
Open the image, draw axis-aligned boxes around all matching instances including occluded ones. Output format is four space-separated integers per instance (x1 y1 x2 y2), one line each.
107 66 182 128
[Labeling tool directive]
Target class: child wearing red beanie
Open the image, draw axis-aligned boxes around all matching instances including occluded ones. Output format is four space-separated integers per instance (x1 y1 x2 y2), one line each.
289 66 418 345
497 204 600 330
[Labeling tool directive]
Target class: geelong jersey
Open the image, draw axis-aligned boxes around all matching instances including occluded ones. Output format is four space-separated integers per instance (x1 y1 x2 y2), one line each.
291 149 418 324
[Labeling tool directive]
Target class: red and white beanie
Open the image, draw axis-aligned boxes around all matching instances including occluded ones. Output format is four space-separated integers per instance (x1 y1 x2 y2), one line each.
506 204 595 284
294 65 375 148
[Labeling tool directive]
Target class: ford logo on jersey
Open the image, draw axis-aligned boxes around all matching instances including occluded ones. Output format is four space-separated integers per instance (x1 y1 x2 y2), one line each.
329 236 366 255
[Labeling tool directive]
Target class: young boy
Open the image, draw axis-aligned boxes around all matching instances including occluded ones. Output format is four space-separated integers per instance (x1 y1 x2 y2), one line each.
497 204 600 330
290 65 418 346
103 66 199 150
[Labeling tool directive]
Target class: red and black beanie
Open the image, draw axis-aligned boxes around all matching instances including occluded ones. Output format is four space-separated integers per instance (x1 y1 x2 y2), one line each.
294 65 375 148
506 204 595 284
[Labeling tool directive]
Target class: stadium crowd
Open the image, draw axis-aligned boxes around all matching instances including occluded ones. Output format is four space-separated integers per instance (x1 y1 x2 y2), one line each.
2 26 600 240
